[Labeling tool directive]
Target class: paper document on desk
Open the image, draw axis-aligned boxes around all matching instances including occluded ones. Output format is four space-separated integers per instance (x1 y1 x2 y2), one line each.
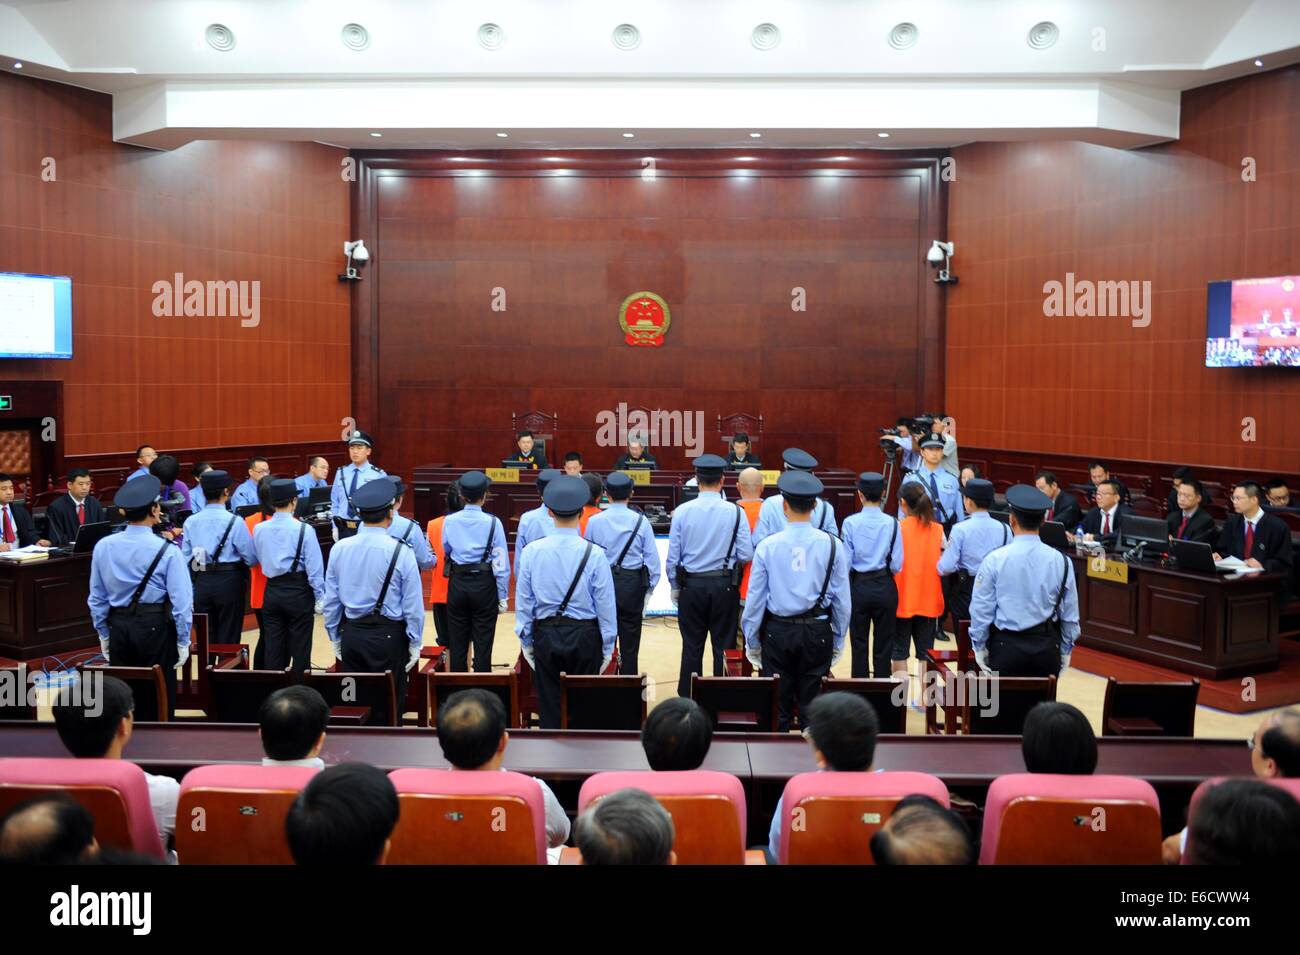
1214 556 1263 574
0 545 52 562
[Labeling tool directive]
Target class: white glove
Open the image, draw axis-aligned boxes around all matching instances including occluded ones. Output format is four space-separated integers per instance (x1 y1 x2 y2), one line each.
745 645 763 671
1059 652 1072 675
98 637 110 663
974 647 992 674
670 588 680 607
175 645 190 670
330 640 343 663
498 599 509 613
643 593 652 613
522 645 536 669
600 655 612 674
831 643 845 668
313 599 324 615
407 644 421 671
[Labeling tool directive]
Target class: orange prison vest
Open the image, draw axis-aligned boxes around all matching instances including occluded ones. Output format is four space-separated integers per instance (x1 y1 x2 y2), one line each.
738 498 763 599
894 516 945 619
245 512 267 610
426 515 449 606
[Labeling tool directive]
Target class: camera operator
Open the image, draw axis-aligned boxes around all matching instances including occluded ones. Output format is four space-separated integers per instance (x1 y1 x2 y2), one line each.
879 418 921 472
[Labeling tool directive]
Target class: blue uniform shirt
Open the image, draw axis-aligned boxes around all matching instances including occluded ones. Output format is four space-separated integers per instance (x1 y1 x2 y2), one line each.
323 525 425 648
514 504 556 574
181 504 257 568
389 513 436 572
187 484 209 515
937 510 1011 577
229 478 261 510
89 525 194 646
968 535 1081 655
295 472 327 498
514 528 617 656
252 512 325 604
127 466 150 482
331 462 388 518
841 505 904 573
741 523 850 654
584 502 662 591
442 504 510 599
753 493 839 546
901 465 965 526
666 491 753 588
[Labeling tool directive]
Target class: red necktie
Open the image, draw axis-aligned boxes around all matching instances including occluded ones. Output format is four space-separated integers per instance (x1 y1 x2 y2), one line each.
1102 512 1111 536
1244 521 1255 558
1177 516 1188 539
77 502 85 526
2 507 13 544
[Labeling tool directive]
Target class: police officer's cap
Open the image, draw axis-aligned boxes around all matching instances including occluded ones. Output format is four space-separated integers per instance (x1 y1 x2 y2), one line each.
778 470 823 501
919 433 945 449
693 454 727 478
536 468 561 492
543 476 589 518
962 478 995 508
270 478 298 506
199 469 232 496
459 470 490 498
353 479 396 512
388 476 406 498
605 471 634 499
346 430 373 448
1005 483 1052 515
857 471 885 495
115 475 162 510
782 448 818 471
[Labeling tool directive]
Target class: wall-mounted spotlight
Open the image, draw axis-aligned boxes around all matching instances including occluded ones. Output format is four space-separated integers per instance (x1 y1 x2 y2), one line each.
340 240 370 281
927 240 957 284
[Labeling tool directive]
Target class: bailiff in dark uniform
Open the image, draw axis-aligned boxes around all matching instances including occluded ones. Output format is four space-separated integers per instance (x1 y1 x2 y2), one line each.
252 478 325 674
936 478 1011 627
180 469 256 648
840 472 904 678
441 471 509 672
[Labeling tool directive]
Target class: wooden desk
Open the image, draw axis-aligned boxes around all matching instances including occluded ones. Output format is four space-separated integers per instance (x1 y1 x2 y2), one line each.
1070 554 1282 679
0 553 96 660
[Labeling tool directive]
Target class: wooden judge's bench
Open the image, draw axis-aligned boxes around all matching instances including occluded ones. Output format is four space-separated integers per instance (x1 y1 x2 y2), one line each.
0 553 97 661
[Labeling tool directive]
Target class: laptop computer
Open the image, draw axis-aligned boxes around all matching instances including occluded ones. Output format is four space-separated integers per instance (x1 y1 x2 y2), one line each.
1171 539 1229 573
1039 520 1070 548
71 521 113 554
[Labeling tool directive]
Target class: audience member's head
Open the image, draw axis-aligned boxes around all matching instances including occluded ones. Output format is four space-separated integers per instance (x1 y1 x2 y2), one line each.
869 794 974 866
1264 477 1291 508
1176 478 1204 513
803 692 880 772
1253 709 1300 778
149 453 180 488
574 788 675 865
285 763 399 865
1088 461 1111 485
437 689 509 771
259 686 330 763
1021 702 1097 775
960 464 982 487
52 675 134 759
1185 778 1300 865
641 698 713 771
0 796 99 864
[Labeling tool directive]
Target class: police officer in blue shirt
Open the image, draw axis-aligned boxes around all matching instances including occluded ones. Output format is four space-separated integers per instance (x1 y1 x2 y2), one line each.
753 448 839 545
331 430 388 519
230 457 270 510
253 479 325 674
584 471 662 674
323 479 425 711
89 476 194 716
295 456 330 499
516 476 618 729
901 434 964 533
387 478 436 572
666 454 753 697
181 470 257 648
514 469 560 572
969 485 1080 678
937 478 1011 627
742 471 850 732
441 471 509 672
188 461 213 515
841 472 904 678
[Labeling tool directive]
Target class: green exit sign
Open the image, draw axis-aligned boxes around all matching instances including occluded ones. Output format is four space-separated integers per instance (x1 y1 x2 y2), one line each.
0 396 11 411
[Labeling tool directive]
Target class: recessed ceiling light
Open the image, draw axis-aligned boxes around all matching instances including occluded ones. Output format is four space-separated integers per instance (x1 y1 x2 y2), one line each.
496 132 509 138
622 132 635 139
12 62 22 70
878 132 890 138
369 132 382 138
750 132 762 139
1255 59 1264 67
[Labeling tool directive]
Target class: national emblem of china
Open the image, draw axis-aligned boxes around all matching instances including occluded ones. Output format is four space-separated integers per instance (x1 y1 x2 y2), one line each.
618 291 672 347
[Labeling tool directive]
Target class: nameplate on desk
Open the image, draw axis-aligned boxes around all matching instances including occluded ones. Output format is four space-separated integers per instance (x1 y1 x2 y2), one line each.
486 468 521 483
1087 556 1129 584
759 470 781 486
618 469 651 485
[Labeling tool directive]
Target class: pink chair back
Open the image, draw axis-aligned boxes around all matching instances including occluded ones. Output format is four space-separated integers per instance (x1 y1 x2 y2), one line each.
175 764 320 864
387 768 547 864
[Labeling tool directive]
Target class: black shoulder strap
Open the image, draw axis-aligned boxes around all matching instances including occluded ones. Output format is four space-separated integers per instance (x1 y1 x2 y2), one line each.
1003 523 1011 547
1050 551 1069 621
372 542 404 616
291 522 306 573
481 520 497 563
130 541 172 611
616 514 647 568
888 519 898 558
558 542 595 616
212 514 238 562
722 505 743 569
399 520 414 544
814 536 837 611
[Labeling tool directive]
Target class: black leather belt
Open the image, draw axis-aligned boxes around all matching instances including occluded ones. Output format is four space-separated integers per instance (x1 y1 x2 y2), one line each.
768 612 831 625
680 569 730 580
851 568 891 580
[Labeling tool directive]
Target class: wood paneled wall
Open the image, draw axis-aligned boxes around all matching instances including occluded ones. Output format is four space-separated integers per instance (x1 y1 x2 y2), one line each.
352 151 947 481
947 65 1300 473
0 71 352 460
